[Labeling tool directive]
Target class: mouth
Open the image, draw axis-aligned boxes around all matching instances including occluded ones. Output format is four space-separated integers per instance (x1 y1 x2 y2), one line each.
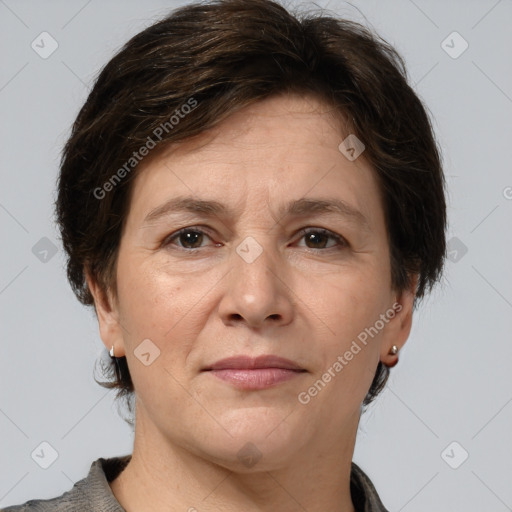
202 355 307 390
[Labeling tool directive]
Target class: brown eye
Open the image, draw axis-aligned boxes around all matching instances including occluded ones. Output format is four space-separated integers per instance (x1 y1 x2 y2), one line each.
163 228 212 250
177 230 204 248
304 231 330 249
296 229 347 250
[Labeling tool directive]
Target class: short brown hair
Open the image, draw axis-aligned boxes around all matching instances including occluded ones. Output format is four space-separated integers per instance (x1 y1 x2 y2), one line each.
55 0 447 417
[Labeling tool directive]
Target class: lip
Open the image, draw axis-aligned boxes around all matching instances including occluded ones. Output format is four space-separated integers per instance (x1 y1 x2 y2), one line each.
202 355 306 390
203 355 304 371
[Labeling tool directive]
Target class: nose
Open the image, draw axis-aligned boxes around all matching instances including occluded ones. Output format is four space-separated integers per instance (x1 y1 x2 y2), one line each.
218 238 295 330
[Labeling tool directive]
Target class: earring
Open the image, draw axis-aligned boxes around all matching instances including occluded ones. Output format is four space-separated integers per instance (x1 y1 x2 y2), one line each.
109 345 115 358
384 345 399 368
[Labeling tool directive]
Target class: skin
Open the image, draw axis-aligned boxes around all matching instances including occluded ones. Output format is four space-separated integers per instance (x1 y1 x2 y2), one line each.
86 93 417 512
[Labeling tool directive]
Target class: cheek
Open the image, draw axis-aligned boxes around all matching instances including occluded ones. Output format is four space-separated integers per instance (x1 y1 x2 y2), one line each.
117 256 185 333
305 267 388 339
297 266 388 399
116 267 197 407
116 258 207 379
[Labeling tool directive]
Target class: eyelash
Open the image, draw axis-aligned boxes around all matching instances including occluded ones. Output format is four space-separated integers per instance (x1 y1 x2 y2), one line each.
162 226 348 252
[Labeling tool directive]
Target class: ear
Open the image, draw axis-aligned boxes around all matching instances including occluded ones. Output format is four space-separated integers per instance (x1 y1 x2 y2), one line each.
380 273 418 366
85 269 126 358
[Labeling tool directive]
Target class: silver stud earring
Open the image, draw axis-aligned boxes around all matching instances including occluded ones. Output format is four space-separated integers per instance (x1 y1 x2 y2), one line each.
388 345 398 355
109 345 115 358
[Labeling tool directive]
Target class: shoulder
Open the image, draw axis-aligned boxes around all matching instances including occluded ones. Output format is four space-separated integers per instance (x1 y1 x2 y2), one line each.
1 489 84 511
1 456 131 512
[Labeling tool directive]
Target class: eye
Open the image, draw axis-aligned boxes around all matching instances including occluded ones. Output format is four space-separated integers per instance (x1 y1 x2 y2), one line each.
163 227 217 250
295 228 347 250
162 227 347 252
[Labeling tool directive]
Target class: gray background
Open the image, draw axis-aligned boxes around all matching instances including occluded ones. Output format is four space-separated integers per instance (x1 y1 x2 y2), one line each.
1 0 511 510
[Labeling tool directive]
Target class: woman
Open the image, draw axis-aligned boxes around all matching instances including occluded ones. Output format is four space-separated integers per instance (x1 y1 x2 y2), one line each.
3 0 446 510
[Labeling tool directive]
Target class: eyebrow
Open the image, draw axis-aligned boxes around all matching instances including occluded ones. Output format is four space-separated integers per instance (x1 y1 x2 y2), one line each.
142 195 371 231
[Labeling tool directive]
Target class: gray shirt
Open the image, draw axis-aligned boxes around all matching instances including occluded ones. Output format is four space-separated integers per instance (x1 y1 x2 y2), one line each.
1 456 389 511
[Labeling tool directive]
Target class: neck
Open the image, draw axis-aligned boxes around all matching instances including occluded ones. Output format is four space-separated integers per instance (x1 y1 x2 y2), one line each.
110 408 359 512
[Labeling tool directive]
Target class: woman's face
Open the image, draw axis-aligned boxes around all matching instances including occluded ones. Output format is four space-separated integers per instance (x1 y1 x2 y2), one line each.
90 93 415 470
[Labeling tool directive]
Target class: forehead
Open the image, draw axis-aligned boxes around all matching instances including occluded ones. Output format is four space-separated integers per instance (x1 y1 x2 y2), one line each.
160 94 349 159
126 93 383 232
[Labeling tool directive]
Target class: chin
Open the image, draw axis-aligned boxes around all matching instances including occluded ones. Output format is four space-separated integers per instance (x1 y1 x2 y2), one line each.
191 407 312 472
